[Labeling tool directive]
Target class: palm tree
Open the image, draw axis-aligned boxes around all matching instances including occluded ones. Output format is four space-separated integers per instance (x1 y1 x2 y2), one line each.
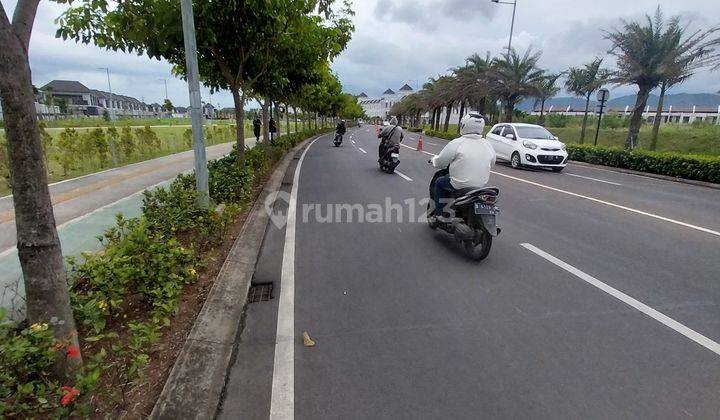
487 47 546 122
648 21 720 150
535 73 562 126
605 7 720 150
564 58 607 144
452 52 495 131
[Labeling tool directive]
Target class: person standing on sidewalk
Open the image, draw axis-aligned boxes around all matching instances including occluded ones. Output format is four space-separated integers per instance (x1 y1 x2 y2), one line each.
269 117 278 144
252 115 262 143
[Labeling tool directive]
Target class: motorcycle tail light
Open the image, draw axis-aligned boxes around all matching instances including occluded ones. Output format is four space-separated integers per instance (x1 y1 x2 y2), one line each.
479 194 496 204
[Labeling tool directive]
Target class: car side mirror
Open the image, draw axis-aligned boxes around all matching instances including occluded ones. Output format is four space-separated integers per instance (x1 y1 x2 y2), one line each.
504 133 515 140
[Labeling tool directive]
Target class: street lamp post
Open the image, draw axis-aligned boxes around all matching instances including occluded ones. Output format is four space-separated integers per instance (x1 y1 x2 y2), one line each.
490 0 518 52
158 78 168 101
98 67 114 120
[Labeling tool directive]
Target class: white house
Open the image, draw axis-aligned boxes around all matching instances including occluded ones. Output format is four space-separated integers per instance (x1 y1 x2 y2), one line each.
358 84 415 120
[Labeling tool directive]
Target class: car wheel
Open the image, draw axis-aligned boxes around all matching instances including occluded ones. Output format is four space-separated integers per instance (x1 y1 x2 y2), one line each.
552 167 564 173
510 152 521 169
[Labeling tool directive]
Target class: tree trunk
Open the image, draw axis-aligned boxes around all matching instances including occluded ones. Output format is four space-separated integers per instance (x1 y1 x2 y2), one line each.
429 108 436 130
478 97 487 117
434 107 441 130
443 101 453 132
457 100 466 133
580 92 591 144
540 98 546 125
231 87 245 166
293 106 298 134
626 85 652 150
0 0 82 375
649 82 667 151
261 99 270 144
503 101 514 123
285 103 290 136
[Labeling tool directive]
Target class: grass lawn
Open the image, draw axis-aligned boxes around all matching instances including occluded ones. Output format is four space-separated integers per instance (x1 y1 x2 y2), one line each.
0 120 300 197
420 122 720 157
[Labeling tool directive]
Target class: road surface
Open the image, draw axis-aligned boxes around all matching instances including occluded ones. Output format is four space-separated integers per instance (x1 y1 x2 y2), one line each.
0 138 255 317
220 126 720 419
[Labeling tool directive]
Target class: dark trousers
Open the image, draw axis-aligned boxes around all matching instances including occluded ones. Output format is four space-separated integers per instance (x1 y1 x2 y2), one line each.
432 174 455 216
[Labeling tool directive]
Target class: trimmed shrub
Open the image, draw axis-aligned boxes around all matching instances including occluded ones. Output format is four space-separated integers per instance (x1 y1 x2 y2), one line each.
567 144 720 184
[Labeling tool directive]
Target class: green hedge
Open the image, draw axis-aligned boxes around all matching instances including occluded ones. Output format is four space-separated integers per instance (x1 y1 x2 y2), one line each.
567 144 720 184
423 129 458 140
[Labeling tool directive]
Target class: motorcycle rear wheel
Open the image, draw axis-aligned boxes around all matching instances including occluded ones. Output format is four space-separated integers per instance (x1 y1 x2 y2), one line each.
463 229 492 261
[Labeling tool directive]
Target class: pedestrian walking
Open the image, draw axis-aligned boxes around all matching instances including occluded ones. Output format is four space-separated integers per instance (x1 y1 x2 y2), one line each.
269 117 278 144
253 115 261 143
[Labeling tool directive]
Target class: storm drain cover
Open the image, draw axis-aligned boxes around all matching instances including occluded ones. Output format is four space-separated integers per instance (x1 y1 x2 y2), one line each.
248 283 274 303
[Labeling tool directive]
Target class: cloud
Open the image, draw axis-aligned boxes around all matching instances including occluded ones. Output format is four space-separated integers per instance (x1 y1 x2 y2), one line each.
3 0 718 106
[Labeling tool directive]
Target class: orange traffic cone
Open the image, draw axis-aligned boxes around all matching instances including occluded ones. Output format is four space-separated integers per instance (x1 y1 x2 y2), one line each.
416 135 424 151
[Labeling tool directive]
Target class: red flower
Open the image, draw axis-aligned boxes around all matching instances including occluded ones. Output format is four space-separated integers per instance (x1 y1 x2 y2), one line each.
59 386 80 406
66 345 80 359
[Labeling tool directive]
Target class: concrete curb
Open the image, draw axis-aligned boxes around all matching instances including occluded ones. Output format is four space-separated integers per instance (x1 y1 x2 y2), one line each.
568 160 720 190
150 134 323 420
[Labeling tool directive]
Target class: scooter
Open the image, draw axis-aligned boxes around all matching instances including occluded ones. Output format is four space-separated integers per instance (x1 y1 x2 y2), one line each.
333 133 343 147
427 167 501 261
379 143 400 173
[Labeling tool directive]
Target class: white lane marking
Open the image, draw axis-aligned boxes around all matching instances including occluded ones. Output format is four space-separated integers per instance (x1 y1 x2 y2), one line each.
492 170 720 238
357 147 367 154
565 172 622 186
351 140 356 144
395 170 413 181
521 243 720 357
270 136 321 419
400 143 436 156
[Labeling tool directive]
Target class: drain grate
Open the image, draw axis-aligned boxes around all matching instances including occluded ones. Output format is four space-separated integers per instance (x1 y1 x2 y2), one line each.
248 283 274 303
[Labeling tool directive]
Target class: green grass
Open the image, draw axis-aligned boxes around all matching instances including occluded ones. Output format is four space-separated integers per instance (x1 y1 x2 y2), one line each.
33 117 242 128
419 122 720 157
0 120 302 197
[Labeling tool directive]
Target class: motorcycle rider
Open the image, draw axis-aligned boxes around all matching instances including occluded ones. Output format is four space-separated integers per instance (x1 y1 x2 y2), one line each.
335 119 347 141
378 116 404 162
429 113 496 221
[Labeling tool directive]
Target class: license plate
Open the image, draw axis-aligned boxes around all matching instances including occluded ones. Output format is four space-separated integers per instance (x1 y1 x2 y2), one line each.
474 202 495 215
391 153 399 158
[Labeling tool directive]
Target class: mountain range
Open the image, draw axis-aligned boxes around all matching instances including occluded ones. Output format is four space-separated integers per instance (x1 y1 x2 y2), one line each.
517 93 720 111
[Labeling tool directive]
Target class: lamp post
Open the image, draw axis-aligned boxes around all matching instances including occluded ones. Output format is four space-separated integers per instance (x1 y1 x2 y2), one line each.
490 0 518 52
97 67 114 120
594 88 610 146
158 78 168 100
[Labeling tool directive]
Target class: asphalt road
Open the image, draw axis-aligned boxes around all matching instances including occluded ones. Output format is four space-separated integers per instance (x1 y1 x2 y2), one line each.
220 126 720 419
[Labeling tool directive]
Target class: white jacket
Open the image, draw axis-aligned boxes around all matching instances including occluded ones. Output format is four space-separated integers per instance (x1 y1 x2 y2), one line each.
431 134 496 189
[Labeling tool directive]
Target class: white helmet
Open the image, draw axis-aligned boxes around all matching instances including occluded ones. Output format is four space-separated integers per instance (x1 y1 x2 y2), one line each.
459 112 485 136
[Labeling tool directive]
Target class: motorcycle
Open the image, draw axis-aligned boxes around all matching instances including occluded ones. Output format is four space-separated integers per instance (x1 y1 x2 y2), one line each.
378 143 400 173
333 133 343 147
427 167 501 261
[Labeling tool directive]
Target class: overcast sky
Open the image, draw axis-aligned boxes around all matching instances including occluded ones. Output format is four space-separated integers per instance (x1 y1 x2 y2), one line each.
7 0 720 107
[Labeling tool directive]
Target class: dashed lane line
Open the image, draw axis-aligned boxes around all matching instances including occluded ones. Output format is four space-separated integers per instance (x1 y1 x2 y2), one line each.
522 243 720 357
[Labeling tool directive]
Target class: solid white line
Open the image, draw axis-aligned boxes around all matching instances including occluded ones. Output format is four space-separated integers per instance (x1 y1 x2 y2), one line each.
521 243 720 357
395 170 413 181
492 170 720 238
270 135 321 420
357 147 367 154
351 140 356 144
565 172 622 186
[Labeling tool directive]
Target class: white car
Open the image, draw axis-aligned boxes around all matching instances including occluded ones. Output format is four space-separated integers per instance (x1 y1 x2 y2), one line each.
486 123 568 172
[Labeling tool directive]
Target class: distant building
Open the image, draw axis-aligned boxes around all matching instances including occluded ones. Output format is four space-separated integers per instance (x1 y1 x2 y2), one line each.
358 84 415 120
36 80 156 119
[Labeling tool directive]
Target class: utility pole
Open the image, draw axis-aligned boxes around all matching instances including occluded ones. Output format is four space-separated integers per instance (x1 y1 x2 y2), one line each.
180 0 210 208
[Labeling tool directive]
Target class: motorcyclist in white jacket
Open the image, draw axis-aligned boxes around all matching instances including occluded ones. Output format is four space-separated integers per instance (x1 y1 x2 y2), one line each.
430 113 496 219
